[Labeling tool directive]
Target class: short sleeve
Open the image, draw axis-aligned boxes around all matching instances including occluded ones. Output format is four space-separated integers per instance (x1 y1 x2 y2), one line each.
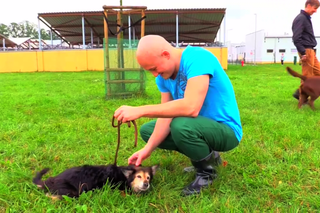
184 49 216 80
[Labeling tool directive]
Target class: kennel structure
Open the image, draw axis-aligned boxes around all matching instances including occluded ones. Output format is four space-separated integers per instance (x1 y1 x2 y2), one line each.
103 5 147 99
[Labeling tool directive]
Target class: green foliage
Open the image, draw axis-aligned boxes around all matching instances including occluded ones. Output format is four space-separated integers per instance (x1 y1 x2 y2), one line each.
0 21 59 39
0 64 319 212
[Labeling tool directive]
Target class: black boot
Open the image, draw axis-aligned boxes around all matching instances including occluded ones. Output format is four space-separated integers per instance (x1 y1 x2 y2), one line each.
183 151 221 173
292 88 308 104
181 152 218 196
293 89 300 100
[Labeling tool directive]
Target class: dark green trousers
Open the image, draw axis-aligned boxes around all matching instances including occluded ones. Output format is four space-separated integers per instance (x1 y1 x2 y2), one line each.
140 116 239 161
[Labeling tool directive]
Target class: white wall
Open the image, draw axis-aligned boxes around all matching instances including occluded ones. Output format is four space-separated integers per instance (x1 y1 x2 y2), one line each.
227 42 246 62
242 29 320 63
235 44 246 61
262 36 320 63
245 30 265 63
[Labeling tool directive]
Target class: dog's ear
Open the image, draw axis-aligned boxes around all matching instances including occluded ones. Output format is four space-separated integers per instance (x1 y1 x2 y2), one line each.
151 165 159 176
121 168 135 179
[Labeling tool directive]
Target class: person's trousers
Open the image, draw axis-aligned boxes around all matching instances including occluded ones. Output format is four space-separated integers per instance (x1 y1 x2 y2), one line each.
139 116 239 161
299 48 320 84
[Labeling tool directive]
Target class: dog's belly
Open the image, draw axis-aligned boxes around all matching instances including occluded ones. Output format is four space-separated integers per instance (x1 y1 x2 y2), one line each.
303 83 320 96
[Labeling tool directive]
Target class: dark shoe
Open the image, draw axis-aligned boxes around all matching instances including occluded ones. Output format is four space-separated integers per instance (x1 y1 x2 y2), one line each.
293 89 299 100
181 151 218 196
183 151 222 173
292 88 309 105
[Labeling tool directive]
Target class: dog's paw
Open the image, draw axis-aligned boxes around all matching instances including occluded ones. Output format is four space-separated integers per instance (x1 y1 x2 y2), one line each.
46 193 62 201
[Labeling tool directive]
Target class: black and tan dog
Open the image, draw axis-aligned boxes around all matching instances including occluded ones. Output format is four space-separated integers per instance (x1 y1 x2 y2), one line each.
32 164 159 200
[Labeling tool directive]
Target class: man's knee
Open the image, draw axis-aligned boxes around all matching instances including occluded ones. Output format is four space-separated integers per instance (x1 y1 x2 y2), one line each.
139 121 156 143
170 117 194 142
139 123 150 143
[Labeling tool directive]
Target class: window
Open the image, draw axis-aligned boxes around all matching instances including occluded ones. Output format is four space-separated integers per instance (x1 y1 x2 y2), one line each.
267 49 273 53
279 49 286 53
291 48 297 53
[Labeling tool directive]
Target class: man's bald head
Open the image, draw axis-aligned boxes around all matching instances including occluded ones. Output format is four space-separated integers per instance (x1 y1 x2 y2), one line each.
136 35 174 63
135 35 182 80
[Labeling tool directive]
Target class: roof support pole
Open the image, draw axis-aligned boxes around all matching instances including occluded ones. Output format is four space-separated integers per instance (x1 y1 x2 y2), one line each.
50 30 53 48
38 16 70 45
128 15 132 48
91 28 93 47
133 25 135 44
176 12 179 47
37 17 42 50
223 12 226 46
82 15 86 49
254 13 257 65
3 38 5 51
141 9 145 37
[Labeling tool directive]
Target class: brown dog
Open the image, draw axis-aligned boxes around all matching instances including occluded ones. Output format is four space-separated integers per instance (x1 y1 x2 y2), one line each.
286 66 320 110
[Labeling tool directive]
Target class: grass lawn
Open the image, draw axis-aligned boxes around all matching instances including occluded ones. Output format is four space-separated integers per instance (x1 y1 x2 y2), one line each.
0 63 319 212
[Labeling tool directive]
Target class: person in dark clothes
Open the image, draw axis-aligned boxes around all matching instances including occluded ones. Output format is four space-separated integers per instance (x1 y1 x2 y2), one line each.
292 0 320 101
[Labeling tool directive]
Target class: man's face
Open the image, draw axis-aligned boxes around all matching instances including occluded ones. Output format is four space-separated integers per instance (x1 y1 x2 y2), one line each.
306 4 318 15
137 51 175 80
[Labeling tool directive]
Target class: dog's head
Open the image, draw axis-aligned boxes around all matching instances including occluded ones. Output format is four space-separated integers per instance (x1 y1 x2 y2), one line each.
121 164 159 193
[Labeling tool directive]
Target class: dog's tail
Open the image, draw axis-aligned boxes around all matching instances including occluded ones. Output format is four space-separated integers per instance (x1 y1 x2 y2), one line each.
32 168 50 188
286 67 307 81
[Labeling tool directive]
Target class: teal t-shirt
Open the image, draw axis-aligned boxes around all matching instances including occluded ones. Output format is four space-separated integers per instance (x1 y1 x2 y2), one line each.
155 45 243 142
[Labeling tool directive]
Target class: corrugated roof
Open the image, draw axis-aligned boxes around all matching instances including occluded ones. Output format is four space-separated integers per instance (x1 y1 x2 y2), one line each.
0 34 17 48
9 37 31 45
38 8 225 45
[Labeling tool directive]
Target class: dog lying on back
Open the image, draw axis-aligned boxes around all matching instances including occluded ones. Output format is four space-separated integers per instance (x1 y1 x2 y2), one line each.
33 164 159 200
286 66 320 110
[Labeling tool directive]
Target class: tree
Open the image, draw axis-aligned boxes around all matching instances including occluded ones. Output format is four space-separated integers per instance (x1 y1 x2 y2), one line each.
0 21 60 40
7 22 20 37
0 23 9 37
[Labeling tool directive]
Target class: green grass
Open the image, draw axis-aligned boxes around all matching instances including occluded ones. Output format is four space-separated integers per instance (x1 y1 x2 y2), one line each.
0 64 320 212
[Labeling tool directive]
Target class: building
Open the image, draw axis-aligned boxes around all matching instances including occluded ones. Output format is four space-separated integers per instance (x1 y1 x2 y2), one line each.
37 8 226 49
227 41 245 63
234 29 320 64
1 7 230 73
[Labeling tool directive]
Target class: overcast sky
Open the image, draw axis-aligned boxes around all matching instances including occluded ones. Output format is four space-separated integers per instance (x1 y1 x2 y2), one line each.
1 0 320 43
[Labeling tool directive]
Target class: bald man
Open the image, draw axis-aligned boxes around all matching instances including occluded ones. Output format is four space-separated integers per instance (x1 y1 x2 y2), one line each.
114 35 243 196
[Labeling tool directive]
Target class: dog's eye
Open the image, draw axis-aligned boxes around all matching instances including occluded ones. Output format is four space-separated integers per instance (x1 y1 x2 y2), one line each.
137 175 142 178
147 176 150 180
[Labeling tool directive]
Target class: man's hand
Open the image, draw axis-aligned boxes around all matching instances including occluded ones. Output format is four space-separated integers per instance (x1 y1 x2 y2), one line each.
114 105 143 123
301 55 307 62
128 147 152 166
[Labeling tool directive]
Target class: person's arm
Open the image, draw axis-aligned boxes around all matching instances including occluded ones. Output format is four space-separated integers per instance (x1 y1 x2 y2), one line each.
292 17 306 56
144 92 173 153
139 74 210 118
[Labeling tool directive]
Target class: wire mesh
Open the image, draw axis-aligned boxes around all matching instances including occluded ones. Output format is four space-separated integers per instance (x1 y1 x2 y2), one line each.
104 37 146 99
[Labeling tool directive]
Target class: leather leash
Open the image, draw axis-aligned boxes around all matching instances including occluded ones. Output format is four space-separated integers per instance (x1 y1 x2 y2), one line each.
112 116 138 165
306 62 320 72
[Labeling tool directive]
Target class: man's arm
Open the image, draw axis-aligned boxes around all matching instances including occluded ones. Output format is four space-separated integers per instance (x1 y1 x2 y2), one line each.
292 17 306 55
139 75 210 118
144 92 173 153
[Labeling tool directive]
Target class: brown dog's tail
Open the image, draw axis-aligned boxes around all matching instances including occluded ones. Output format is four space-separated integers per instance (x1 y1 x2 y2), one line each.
32 168 50 188
286 67 307 81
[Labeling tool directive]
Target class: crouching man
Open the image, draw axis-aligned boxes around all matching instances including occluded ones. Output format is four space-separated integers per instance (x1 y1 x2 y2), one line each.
114 35 243 196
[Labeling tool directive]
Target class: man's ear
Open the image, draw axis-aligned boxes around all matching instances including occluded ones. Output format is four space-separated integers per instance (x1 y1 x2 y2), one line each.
161 50 170 59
